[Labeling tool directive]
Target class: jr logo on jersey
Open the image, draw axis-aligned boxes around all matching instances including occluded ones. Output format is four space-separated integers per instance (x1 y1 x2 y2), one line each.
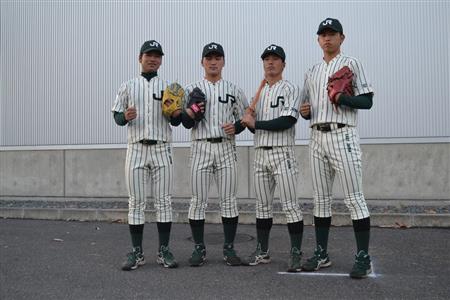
153 91 164 101
270 96 284 108
218 94 236 104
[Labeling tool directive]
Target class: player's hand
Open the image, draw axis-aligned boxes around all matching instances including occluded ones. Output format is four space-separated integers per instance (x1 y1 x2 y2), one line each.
241 113 256 129
245 107 256 118
171 109 181 118
300 103 311 118
222 123 235 135
125 106 137 121
335 93 342 104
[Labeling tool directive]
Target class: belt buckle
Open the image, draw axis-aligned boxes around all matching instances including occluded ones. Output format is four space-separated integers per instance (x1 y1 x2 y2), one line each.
317 124 331 131
140 139 158 145
207 138 223 143
261 146 273 150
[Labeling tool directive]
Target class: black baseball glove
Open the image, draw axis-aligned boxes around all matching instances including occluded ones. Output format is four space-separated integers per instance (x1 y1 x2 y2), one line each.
187 87 207 121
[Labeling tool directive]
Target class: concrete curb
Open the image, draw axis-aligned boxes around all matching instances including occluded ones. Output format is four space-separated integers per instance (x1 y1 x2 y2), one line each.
1 207 449 227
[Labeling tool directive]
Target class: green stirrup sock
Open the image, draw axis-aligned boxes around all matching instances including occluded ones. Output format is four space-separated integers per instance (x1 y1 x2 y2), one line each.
314 217 331 251
288 221 304 250
354 230 370 253
353 217 371 253
222 216 238 245
129 224 144 253
189 219 205 245
157 222 172 248
256 218 273 252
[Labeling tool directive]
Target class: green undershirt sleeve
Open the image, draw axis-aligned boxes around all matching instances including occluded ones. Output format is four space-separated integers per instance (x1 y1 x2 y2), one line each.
338 93 373 109
170 113 182 126
181 111 195 129
255 116 297 131
234 120 246 135
113 112 128 126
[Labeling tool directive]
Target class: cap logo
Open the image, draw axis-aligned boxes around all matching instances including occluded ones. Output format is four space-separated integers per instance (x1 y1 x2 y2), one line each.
267 45 277 51
322 19 333 26
149 41 159 47
208 44 218 50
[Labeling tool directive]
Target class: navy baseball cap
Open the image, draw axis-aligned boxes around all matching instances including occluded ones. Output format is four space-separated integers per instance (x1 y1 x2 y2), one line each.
261 44 286 62
317 18 343 34
202 42 225 57
140 40 164 55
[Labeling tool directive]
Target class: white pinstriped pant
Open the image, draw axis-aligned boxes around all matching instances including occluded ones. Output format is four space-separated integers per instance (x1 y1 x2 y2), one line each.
188 140 238 220
310 126 370 220
253 146 303 223
125 142 173 224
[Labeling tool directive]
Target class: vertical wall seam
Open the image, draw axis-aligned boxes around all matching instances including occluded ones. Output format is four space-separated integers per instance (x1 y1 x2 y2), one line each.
63 150 66 197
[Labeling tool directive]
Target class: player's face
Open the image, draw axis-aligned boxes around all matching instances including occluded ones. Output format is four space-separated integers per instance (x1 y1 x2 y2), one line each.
202 54 224 77
139 52 162 73
263 54 285 77
318 30 345 54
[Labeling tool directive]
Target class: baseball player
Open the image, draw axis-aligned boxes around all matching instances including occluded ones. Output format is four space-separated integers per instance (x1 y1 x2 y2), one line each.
112 40 182 271
181 42 249 266
240 45 304 272
299 18 374 278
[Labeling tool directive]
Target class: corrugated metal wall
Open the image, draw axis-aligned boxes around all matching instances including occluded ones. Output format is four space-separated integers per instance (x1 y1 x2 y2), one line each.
1 0 449 147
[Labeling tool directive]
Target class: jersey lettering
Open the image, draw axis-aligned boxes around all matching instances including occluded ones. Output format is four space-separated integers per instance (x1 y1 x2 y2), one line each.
153 91 164 101
218 94 236 104
270 96 284 108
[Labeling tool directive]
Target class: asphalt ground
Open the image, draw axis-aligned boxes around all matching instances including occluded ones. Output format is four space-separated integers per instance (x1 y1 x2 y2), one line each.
0 219 449 300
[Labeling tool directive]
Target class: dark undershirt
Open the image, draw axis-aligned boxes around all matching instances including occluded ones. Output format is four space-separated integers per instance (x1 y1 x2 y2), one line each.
255 116 297 131
338 93 373 109
300 93 373 120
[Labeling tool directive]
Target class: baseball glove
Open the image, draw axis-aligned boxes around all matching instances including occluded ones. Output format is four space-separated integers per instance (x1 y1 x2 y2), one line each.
327 66 354 104
162 82 184 118
187 87 207 121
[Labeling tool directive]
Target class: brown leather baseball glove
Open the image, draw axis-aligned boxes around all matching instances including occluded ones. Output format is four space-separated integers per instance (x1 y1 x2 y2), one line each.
327 66 354 104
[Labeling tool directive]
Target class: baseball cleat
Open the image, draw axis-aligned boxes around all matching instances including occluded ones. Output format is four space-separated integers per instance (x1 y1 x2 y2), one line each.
241 244 271 266
223 243 242 266
189 244 206 267
287 247 302 272
349 250 372 279
301 246 332 272
122 250 145 271
156 245 178 268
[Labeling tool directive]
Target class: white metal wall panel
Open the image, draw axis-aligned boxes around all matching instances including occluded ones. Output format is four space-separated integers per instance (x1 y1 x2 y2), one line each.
1 1 449 147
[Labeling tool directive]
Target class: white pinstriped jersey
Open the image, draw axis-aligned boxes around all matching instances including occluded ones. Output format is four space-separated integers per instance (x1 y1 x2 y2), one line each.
111 76 172 143
184 79 248 140
254 80 301 147
301 53 374 126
